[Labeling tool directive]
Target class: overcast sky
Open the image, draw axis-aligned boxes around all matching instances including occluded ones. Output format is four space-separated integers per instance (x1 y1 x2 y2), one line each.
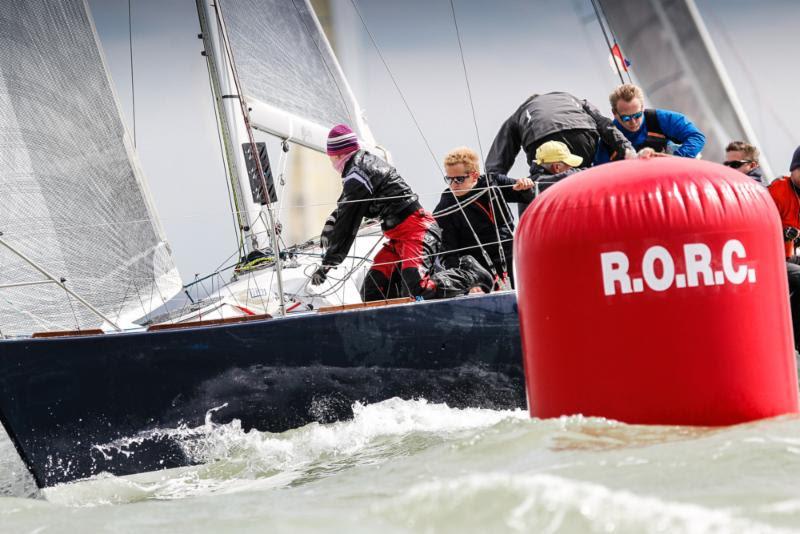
88 0 800 283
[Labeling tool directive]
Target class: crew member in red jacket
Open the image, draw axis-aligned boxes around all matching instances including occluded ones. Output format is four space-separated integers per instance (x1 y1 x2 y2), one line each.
767 145 800 350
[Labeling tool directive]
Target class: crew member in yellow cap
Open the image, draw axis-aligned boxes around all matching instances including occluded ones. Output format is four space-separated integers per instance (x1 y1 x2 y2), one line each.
530 141 586 197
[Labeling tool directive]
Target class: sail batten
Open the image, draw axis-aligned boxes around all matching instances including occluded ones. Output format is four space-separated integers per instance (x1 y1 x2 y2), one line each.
0 0 181 336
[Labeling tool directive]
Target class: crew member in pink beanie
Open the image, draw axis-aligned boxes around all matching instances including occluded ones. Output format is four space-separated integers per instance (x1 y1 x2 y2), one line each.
311 124 492 301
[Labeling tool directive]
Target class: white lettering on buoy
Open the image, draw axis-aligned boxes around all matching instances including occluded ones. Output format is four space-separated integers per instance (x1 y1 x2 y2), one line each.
601 251 632 296
642 246 674 292
601 239 755 296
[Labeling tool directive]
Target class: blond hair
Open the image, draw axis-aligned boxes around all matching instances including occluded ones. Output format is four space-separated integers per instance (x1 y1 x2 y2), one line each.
444 146 481 174
725 141 759 162
609 83 644 112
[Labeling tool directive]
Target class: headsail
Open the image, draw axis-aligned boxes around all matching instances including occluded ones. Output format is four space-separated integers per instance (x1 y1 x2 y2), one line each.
219 0 375 151
597 0 770 173
0 0 182 336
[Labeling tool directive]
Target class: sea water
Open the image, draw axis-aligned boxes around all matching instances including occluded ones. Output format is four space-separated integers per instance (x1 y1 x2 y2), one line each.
2 398 800 533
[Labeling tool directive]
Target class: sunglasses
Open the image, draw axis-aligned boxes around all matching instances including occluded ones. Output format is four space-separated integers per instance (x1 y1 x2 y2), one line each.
618 110 643 122
444 175 470 185
723 160 753 169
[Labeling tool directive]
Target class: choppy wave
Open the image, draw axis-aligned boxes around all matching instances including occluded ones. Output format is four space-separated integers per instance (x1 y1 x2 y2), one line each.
3 399 800 533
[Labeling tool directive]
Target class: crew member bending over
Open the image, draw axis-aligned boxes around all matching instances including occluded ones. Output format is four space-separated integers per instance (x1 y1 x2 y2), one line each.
595 83 706 163
312 125 492 301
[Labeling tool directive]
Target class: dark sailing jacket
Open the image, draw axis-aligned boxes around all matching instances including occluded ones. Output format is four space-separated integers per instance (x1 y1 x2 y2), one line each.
485 92 632 174
747 166 767 187
322 150 421 267
433 174 533 277
529 165 584 197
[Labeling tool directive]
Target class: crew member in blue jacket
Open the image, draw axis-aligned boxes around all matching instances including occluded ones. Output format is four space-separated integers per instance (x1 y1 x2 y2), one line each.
594 83 706 164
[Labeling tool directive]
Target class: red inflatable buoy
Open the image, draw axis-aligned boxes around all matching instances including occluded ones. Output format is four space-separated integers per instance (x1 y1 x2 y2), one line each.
515 157 798 425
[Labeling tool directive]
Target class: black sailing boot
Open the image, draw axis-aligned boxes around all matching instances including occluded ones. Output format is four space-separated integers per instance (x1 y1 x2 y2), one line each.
428 255 494 299
457 255 493 294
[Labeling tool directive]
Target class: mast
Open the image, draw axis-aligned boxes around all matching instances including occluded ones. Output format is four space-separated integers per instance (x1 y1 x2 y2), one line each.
196 0 286 315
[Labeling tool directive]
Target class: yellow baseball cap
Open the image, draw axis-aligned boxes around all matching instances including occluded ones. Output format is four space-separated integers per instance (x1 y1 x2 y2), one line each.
534 141 583 167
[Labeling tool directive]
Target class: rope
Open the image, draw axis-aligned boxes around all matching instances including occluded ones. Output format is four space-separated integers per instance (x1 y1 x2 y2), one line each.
214 0 287 314
203 42 245 258
592 0 634 84
127 0 137 146
589 0 629 85
348 0 441 173
289 0 356 128
448 0 484 162
0 182 534 237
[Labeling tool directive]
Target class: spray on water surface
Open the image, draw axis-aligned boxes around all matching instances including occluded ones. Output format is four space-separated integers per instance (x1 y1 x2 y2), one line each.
3 398 800 533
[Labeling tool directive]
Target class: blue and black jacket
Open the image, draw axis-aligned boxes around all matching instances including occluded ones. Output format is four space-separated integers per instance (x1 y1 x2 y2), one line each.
594 108 706 164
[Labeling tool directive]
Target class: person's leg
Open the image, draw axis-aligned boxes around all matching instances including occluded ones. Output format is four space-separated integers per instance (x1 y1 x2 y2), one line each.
428 255 493 298
787 259 800 350
388 211 440 298
361 242 400 302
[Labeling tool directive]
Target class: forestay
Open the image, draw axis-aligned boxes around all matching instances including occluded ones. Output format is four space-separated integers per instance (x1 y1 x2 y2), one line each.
597 0 769 172
0 0 181 336
220 0 375 151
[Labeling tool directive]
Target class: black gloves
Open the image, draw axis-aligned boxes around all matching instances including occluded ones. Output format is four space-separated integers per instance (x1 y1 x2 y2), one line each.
310 265 330 286
320 214 336 249
784 226 800 244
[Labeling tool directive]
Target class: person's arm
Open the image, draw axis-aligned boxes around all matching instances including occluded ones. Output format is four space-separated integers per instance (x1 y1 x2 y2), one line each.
485 109 523 174
581 99 632 160
656 109 706 158
492 173 534 204
321 171 371 267
593 140 612 165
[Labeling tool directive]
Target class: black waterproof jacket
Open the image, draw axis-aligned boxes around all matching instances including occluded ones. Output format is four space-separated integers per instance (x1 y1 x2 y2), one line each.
747 166 768 187
433 174 533 278
322 150 421 267
485 91 632 174
529 164 585 197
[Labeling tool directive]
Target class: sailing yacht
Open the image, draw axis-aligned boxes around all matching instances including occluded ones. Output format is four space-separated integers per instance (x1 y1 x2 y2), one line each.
0 0 766 490
0 0 522 489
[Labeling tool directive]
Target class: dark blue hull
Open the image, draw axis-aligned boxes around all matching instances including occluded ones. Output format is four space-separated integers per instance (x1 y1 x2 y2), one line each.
0 292 524 487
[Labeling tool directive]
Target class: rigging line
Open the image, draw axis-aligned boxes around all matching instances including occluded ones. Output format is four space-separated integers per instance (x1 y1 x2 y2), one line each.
448 0 484 163
592 0 633 84
289 0 355 127
363 235 513 270
127 0 137 146
203 48 245 257
348 0 441 173
5 184 509 236
312 235 383 297
701 5 797 147
588 0 626 85
63 284 82 332
213 0 286 314
485 184 511 276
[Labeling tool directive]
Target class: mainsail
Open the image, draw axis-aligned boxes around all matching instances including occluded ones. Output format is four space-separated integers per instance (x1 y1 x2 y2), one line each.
218 0 375 152
597 0 769 173
0 0 182 336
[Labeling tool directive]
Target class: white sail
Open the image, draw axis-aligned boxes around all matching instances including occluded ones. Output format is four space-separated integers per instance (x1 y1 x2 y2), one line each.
0 0 182 336
219 0 375 152
597 0 770 174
